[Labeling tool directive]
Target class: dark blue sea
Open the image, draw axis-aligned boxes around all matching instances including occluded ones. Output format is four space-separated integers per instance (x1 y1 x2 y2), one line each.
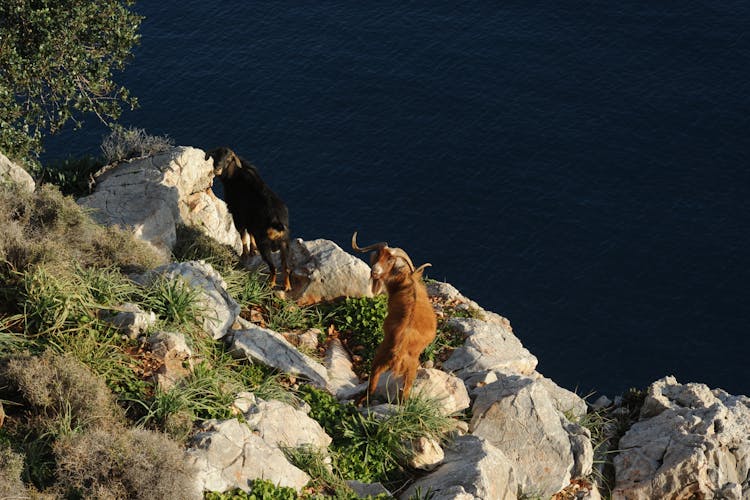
43 1 750 398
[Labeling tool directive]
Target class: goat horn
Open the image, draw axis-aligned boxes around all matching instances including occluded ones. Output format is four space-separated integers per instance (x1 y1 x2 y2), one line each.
389 247 416 272
413 263 432 275
351 232 387 253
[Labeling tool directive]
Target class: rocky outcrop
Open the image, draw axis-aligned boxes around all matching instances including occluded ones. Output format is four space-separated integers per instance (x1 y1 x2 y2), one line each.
229 318 329 389
612 376 750 499
281 238 373 305
0 151 35 193
400 435 518 500
441 317 538 379
187 418 310 492
242 397 332 450
470 373 593 498
325 338 361 398
78 146 241 257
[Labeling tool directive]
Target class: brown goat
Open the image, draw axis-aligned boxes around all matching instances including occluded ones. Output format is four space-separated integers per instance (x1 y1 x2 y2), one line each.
352 232 437 404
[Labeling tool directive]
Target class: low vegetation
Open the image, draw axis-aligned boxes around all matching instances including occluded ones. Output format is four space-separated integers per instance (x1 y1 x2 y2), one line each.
0 175 466 498
0 127 500 497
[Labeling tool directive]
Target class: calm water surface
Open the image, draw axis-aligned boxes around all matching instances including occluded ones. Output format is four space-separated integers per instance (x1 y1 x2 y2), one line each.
44 1 750 397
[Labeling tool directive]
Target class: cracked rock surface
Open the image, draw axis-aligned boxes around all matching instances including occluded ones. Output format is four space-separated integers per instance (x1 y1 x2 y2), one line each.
613 376 750 499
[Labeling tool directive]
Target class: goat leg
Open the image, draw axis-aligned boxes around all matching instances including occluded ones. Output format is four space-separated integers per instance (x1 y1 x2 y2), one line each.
257 239 278 288
359 348 392 405
400 357 420 402
240 230 251 258
279 239 291 291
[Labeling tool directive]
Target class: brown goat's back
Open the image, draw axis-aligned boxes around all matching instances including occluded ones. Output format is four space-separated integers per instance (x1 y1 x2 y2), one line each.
367 269 436 402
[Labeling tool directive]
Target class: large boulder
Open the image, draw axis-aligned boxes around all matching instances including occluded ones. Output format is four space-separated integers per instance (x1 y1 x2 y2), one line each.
187 418 310 493
242 398 332 450
441 318 538 379
279 238 372 305
230 318 329 389
469 373 593 498
78 146 241 257
0 151 35 193
612 376 750 499
400 435 518 500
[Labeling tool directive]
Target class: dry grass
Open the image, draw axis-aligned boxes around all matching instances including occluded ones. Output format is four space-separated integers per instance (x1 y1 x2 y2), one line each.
0 443 29 498
54 427 198 500
2 351 124 436
0 183 164 276
100 126 175 164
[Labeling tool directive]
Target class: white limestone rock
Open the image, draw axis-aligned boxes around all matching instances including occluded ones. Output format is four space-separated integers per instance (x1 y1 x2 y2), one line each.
102 302 157 340
612 376 750 499
78 146 241 257
0 151 35 193
535 372 588 419
411 368 471 416
242 398 332 450
441 318 538 379
408 436 445 471
187 419 310 493
230 318 329 388
325 338 361 398
400 435 518 500
284 238 373 305
469 373 593 498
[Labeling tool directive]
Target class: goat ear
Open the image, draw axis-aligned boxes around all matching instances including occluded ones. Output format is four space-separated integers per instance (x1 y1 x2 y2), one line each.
226 151 241 177
392 256 411 272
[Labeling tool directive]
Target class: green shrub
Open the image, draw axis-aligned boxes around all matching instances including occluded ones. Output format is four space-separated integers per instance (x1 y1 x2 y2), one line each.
33 155 104 196
323 296 388 376
0 327 27 354
298 385 455 486
46 325 149 406
100 125 174 164
54 426 198 500
137 274 204 330
0 351 126 487
20 265 137 335
0 1 142 164
205 480 298 500
266 297 314 333
225 268 275 310
135 344 291 440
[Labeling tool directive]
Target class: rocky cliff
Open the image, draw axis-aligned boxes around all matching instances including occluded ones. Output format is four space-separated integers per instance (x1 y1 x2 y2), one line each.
1 147 748 499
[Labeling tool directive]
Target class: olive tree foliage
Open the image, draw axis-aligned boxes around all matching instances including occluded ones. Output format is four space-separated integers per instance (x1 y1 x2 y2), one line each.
0 0 142 165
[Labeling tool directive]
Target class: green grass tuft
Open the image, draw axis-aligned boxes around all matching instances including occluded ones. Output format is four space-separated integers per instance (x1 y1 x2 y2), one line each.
137 274 205 330
298 385 455 486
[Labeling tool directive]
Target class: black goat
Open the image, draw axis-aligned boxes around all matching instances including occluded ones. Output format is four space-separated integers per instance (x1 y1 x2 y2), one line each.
206 147 291 291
